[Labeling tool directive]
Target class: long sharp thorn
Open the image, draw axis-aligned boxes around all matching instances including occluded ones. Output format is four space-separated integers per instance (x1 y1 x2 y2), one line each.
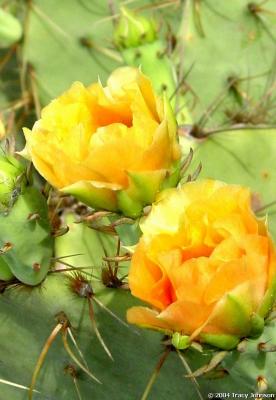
87 297 113 360
190 162 202 181
93 296 135 331
140 348 170 400
68 327 89 369
29 323 63 400
180 148 194 174
177 350 204 400
0 378 39 394
62 330 101 384
73 377 83 400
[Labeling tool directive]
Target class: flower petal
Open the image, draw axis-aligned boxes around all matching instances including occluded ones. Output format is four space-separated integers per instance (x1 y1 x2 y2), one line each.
127 306 172 333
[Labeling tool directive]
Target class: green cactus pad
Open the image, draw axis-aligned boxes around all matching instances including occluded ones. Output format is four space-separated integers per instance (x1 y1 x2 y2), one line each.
0 186 53 285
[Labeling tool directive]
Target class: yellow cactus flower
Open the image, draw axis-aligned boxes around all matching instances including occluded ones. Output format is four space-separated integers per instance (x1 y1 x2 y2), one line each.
21 67 181 217
127 179 276 349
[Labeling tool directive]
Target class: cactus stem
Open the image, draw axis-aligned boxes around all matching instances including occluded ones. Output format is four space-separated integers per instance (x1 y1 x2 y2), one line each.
177 350 204 400
140 348 171 400
29 322 64 400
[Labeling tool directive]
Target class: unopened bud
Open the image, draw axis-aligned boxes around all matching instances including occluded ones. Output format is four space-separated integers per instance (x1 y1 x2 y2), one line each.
171 332 190 350
114 7 157 49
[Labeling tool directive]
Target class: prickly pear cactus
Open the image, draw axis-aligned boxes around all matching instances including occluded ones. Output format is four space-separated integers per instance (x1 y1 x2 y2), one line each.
1 0 276 399
0 155 53 284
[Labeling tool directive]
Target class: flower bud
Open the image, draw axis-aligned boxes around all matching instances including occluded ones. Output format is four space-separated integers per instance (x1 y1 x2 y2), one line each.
114 7 157 49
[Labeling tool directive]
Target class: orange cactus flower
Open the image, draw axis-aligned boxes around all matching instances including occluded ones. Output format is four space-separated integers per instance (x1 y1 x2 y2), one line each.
21 67 181 217
127 180 276 349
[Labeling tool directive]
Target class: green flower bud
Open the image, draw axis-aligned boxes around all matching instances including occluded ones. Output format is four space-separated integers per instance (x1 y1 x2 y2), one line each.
172 332 190 350
114 7 157 49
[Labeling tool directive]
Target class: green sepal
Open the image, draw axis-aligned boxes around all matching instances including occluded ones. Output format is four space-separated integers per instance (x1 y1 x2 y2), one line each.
116 190 143 219
258 276 276 318
208 292 252 337
200 333 240 350
161 160 181 190
127 170 167 204
249 313 264 338
0 186 53 285
172 332 190 350
62 180 119 212
117 170 166 218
